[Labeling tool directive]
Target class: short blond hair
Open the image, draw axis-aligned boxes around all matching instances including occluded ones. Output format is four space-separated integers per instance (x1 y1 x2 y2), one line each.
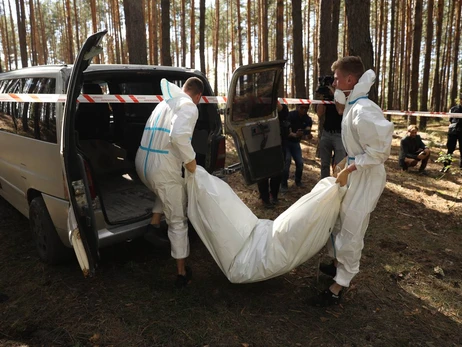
331 56 365 81
407 125 418 132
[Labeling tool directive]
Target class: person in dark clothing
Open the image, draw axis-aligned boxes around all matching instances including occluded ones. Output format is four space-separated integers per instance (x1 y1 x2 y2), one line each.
316 88 346 179
281 105 313 190
442 100 462 172
399 125 430 172
257 103 289 208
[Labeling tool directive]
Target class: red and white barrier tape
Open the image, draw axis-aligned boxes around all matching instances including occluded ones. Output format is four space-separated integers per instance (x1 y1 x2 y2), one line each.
0 93 461 118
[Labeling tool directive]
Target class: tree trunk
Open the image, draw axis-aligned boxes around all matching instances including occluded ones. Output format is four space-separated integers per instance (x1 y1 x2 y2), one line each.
450 0 461 106
292 0 305 98
1 0 11 70
7 0 18 69
305 0 311 98
181 0 186 66
431 0 444 112
190 0 195 68
213 0 219 94
247 0 252 65
345 0 375 101
260 0 268 61
409 0 422 125
161 0 172 65
16 0 28 68
73 0 80 48
419 0 433 129
199 0 205 72
123 0 148 65
64 0 74 62
237 0 243 67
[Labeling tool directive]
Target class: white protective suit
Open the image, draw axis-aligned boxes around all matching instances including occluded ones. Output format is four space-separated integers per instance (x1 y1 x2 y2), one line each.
135 79 198 259
328 70 394 287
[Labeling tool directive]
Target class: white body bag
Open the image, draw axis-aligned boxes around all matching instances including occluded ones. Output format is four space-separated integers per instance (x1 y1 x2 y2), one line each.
186 167 346 283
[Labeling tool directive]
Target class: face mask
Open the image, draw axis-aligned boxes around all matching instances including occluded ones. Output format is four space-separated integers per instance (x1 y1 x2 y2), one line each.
334 89 352 105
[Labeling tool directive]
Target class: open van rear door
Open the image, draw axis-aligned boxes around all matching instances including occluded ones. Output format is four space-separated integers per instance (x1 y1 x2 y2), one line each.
61 30 107 277
224 61 286 185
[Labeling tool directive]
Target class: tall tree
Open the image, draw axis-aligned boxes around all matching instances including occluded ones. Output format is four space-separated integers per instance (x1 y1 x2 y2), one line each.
73 0 80 49
199 0 205 72
409 0 423 125
450 0 461 105
161 0 172 65
1 0 11 70
190 0 195 68
7 0 17 68
15 0 27 67
123 0 147 64
181 0 186 66
419 0 434 130
292 0 305 98
431 0 444 112
236 0 243 67
260 0 268 61
213 0 220 93
64 0 74 62
345 0 375 101
246 0 252 65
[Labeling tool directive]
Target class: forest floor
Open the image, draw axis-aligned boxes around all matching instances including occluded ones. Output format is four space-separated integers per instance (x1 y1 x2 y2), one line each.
0 116 461 347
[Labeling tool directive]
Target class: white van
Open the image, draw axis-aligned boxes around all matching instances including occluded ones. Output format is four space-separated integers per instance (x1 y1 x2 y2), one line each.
0 30 286 276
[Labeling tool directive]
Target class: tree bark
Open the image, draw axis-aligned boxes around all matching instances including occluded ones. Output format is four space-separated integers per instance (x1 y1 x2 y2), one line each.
199 0 205 72
15 0 28 67
190 0 195 68
292 0 305 98
409 0 422 125
161 0 172 65
431 0 444 112
450 0 461 106
345 0 375 101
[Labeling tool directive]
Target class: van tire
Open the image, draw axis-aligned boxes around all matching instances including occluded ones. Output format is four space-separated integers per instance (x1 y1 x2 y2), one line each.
29 196 72 264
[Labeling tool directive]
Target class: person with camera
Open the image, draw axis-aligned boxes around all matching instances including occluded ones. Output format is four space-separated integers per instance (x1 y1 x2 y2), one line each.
312 56 393 307
316 76 346 179
441 96 462 172
280 104 313 190
399 125 431 173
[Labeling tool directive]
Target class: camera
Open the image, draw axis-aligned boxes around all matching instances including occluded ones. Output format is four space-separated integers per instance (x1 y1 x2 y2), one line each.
315 75 334 100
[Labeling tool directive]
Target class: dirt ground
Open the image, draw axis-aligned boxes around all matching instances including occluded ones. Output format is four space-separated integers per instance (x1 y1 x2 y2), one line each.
0 116 461 347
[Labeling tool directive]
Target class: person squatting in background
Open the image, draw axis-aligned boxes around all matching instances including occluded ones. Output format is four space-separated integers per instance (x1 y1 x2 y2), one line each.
257 102 289 208
399 125 431 174
315 75 346 179
314 56 394 307
280 104 313 190
135 77 204 288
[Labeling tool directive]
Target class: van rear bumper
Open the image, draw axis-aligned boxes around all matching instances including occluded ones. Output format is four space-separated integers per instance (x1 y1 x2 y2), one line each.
97 218 151 248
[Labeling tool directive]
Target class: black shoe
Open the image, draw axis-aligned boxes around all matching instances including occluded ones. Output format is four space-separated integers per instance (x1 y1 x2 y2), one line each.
144 224 170 248
311 288 342 307
271 197 279 205
175 266 192 288
295 181 303 187
319 261 337 277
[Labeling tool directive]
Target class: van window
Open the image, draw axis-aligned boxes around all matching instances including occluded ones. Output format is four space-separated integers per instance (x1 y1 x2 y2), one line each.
0 77 57 143
231 70 277 122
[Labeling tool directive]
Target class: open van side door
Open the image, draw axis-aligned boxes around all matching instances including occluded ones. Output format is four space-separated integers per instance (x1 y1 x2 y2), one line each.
61 30 107 277
224 61 286 185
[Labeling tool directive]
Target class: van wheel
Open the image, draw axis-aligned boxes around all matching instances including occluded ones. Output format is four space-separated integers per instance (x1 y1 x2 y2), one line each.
29 196 72 264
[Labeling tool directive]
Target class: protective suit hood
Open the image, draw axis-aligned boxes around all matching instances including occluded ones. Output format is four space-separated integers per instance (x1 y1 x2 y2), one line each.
346 69 376 106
